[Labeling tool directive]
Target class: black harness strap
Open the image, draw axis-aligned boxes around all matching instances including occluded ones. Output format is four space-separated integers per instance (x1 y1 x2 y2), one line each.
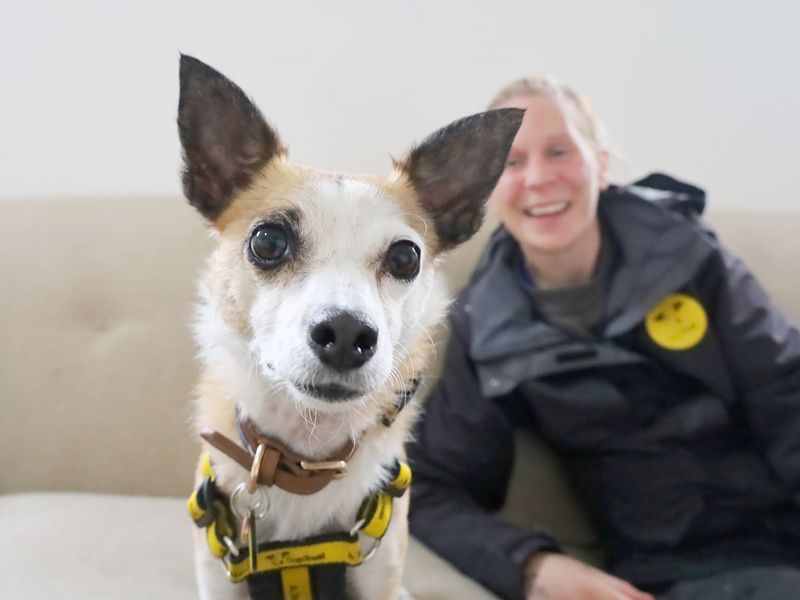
247 564 349 600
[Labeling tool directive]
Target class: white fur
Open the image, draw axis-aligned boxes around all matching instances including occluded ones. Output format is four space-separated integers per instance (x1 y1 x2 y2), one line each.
192 176 446 599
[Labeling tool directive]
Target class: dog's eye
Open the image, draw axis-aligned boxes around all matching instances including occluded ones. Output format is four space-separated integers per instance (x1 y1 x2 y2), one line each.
249 224 290 268
385 240 421 281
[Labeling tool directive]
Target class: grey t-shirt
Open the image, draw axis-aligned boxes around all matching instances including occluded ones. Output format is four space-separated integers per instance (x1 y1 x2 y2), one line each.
518 224 616 339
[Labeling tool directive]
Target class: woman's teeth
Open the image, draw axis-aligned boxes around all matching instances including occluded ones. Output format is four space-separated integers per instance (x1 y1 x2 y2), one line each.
524 202 569 217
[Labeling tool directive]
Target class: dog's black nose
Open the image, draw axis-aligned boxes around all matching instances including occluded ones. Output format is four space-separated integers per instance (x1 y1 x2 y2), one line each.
309 311 378 372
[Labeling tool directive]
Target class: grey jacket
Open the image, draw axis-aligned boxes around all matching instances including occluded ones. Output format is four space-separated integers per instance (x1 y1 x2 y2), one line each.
408 174 800 599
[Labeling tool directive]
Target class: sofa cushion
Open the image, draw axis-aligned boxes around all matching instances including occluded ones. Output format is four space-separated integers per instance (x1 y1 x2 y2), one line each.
0 492 196 599
0 197 209 497
0 492 498 600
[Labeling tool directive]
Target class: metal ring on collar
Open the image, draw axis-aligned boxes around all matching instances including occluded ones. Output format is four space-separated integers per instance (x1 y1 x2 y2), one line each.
349 518 366 537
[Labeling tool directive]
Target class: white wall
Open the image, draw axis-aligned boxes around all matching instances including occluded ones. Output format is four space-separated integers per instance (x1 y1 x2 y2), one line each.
1 0 798 211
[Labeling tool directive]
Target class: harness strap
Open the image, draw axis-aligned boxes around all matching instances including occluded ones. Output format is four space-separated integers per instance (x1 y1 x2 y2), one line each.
280 566 314 600
226 531 363 582
188 455 412 591
384 458 413 497
247 564 348 600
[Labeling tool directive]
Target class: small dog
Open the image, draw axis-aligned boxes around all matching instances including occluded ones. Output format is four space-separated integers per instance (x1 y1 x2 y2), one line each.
178 55 521 600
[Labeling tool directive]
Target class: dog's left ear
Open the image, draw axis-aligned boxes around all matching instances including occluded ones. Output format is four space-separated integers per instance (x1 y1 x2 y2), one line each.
398 108 523 250
177 54 284 221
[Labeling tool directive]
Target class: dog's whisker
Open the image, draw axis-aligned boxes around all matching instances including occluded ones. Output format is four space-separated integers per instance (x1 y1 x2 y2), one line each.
389 368 404 393
415 319 438 363
350 404 369 425
347 408 358 444
390 361 408 386
393 340 417 377
309 407 320 443
291 397 324 445
383 366 401 394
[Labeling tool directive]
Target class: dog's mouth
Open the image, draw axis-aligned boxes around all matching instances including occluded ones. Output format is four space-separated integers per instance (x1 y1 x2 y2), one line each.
295 382 362 402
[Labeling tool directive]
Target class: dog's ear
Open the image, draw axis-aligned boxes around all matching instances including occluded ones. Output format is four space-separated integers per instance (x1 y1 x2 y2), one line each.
398 108 523 250
177 54 284 220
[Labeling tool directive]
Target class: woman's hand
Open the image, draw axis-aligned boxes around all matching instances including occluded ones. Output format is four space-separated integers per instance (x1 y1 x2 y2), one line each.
525 553 654 600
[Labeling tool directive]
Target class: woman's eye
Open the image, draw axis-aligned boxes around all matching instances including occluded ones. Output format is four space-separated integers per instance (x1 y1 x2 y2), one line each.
249 224 291 268
548 147 570 158
385 240 421 281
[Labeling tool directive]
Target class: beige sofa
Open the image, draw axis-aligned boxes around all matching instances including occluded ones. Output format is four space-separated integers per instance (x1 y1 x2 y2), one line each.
2 196 798 599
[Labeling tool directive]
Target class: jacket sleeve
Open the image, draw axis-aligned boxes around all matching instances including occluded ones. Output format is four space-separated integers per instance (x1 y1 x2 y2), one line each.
711 246 800 504
408 304 561 600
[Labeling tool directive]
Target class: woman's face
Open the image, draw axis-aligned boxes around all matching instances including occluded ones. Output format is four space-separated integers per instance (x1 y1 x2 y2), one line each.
489 93 608 259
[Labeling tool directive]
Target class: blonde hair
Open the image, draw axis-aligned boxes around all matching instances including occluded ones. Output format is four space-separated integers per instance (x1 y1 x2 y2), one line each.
488 76 609 153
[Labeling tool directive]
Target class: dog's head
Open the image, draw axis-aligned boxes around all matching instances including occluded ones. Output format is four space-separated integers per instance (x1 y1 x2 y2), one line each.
178 55 521 414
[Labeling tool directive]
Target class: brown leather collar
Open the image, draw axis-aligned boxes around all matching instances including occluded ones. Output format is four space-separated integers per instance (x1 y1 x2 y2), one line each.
200 377 419 496
200 421 355 496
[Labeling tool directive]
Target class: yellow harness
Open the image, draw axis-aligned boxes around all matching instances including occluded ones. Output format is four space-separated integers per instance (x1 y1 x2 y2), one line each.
188 453 412 598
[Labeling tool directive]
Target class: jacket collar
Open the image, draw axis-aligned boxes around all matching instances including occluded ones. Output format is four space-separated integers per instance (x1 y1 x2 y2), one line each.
467 178 715 365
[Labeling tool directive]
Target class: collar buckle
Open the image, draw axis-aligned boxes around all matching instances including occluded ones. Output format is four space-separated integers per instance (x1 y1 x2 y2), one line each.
299 459 348 479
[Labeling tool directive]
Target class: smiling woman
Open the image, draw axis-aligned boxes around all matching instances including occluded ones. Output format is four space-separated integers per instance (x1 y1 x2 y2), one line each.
408 75 800 600
487 78 609 291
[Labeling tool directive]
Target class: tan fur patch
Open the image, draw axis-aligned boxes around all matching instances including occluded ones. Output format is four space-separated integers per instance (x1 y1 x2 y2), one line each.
214 159 442 255
383 169 444 256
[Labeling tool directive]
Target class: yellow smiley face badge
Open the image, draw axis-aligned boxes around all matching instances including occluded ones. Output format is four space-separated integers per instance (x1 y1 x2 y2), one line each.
645 293 708 350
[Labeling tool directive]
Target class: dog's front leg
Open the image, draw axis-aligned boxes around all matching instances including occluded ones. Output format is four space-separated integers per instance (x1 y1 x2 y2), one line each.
193 527 250 600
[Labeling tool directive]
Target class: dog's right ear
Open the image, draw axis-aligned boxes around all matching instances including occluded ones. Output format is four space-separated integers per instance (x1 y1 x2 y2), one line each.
177 54 284 221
